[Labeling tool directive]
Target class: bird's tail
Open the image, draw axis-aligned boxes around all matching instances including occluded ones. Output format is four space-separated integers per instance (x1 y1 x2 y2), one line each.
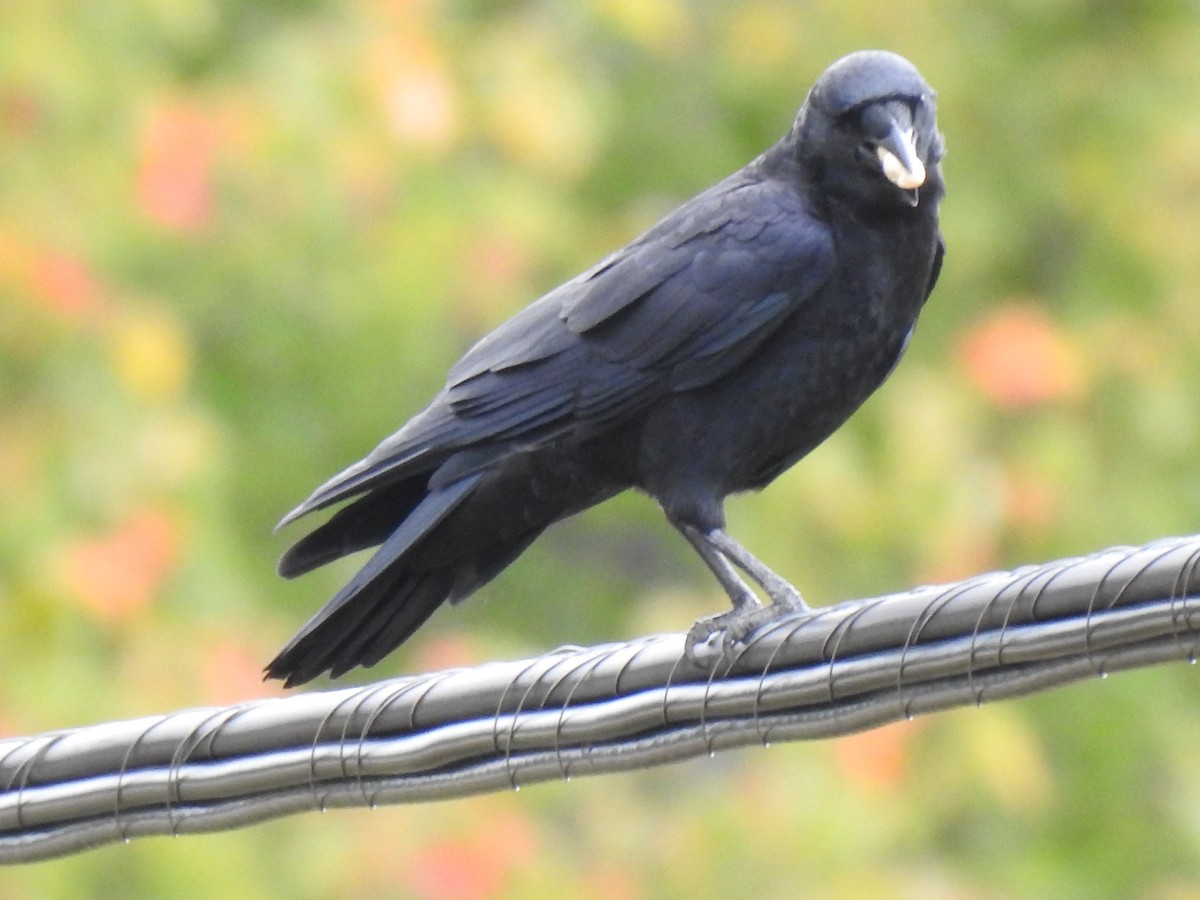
270 443 625 686
266 472 484 687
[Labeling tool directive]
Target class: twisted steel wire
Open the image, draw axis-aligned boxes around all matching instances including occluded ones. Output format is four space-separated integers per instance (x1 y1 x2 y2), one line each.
2 535 1198 863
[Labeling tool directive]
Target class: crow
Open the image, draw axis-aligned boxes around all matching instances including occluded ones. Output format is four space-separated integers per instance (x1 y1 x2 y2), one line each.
268 50 945 686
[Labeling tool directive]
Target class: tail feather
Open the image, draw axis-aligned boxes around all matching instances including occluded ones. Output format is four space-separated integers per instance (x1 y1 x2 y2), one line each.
277 477 428 578
355 571 454 669
324 570 452 679
268 557 455 686
267 473 483 686
269 570 403 686
271 441 624 686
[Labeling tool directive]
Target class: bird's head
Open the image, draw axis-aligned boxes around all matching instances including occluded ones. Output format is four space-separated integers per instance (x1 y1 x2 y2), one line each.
791 50 944 209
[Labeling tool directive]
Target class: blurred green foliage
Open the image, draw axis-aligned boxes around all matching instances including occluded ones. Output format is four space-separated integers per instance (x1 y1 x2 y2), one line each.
3 0 1200 896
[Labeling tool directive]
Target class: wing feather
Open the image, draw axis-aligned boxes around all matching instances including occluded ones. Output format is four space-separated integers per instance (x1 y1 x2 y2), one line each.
280 174 836 527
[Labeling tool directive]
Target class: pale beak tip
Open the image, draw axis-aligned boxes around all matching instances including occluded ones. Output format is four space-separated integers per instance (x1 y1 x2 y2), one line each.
877 145 926 190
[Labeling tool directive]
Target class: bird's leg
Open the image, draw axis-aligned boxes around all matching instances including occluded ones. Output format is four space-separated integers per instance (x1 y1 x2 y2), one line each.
678 524 811 660
679 525 763 615
706 529 808 613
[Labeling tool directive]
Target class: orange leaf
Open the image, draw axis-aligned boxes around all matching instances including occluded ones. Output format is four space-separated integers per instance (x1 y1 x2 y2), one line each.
408 806 537 900
410 838 504 900
27 251 105 319
958 304 1085 408
200 639 287 704
0 86 42 134
137 103 218 233
1003 467 1061 530
60 508 180 624
412 633 483 672
833 719 922 792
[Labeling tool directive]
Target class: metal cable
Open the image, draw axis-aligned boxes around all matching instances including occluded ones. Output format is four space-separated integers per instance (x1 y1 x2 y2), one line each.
2 535 1198 863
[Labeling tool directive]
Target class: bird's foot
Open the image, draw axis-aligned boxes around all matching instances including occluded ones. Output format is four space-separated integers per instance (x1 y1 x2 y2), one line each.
684 594 811 664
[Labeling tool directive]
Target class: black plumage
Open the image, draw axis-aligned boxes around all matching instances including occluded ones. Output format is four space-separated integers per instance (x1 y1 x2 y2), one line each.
269 50 946 686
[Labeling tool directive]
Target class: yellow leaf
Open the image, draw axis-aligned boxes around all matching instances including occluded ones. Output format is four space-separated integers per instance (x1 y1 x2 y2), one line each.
109 307 193 402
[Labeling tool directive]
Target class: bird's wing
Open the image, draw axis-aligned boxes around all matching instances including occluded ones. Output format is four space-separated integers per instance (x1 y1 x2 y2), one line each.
445 177 835 420
282 175 836 522
927 236 945 299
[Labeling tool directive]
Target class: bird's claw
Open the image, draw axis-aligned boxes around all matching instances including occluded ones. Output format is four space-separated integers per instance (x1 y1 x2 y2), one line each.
684 597 812 665
685 611 738 659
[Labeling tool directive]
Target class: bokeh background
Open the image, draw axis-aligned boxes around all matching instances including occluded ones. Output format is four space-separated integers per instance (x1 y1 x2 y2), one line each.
3 0 1200 896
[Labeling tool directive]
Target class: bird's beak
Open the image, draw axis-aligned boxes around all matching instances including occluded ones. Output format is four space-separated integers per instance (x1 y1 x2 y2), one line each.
876 123 926 190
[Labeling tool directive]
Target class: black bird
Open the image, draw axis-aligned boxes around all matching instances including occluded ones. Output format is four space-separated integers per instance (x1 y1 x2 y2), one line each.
269 50 945 686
